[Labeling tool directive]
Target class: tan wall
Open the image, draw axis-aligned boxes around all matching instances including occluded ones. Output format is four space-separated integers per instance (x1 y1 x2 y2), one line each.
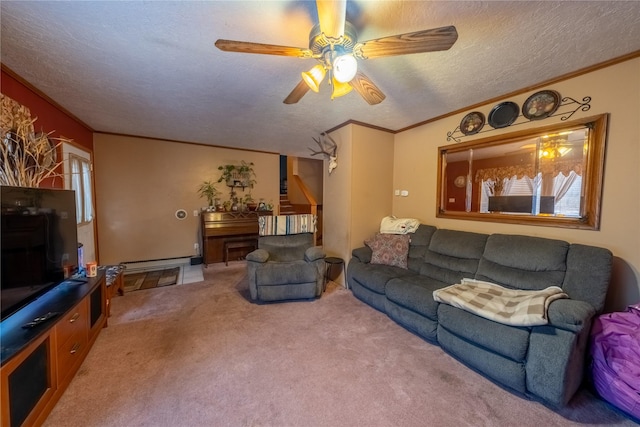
323 125 394 286
323 126 353 271
393 57 640 311
93 134 280 264
350 125 395 251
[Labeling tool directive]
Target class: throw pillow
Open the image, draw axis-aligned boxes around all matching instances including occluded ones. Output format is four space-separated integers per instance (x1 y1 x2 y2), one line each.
365 233 410 268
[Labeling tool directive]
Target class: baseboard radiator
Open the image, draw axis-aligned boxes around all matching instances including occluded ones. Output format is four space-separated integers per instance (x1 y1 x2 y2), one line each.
121 256 191 273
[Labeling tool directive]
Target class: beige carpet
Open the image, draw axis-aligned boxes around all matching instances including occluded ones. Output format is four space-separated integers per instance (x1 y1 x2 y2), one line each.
43 261 634 427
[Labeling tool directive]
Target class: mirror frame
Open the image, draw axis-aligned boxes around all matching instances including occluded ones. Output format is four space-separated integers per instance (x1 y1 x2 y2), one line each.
437 113 608 230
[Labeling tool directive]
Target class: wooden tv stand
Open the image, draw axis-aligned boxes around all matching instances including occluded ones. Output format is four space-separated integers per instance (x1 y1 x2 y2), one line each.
0 272 107 427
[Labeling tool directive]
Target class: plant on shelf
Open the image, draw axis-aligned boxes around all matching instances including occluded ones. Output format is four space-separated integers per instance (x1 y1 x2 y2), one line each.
217 160 257 189
243 193 257 211
197 180 221 210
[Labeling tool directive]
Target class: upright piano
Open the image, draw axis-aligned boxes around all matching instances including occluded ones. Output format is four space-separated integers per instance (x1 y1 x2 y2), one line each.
200 211 272 265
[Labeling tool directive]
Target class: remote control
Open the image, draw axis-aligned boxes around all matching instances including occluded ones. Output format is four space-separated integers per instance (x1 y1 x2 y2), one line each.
22 311 61 329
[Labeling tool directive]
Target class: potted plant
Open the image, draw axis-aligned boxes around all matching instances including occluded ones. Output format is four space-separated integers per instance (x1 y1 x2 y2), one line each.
236 160 257 189
243 193 257 211
197 180 221 211
217 160 256 189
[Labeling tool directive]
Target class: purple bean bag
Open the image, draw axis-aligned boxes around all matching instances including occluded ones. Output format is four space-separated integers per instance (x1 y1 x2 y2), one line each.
590 303 640 420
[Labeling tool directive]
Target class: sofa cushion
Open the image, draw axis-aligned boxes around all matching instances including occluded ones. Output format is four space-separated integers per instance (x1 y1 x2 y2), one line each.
419 229 488 283
438 303 531 362
366 233 410 268
562 244 612 312
385 275 448 320
475 234 568 291
258 233 314 262
348 261 415 294
437 326 527 394
255 260 316 286
385 299 438 342
407 225 437 272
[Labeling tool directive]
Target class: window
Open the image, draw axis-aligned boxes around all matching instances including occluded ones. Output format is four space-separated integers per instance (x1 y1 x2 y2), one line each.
438 114 608 230
69 153 93 224
479 172 582 217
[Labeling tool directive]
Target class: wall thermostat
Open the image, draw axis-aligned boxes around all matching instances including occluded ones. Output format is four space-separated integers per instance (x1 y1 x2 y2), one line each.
175 209 187 220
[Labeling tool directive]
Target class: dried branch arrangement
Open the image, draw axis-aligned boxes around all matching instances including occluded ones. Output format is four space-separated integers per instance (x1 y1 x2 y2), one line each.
1 94 64 187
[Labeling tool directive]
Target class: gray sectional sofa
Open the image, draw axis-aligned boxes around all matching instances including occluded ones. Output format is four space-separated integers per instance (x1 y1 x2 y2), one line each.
347 225 613 407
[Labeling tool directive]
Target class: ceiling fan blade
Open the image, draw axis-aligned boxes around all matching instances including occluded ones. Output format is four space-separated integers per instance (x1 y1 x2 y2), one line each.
354 26 458 59
283 80 311 104
316 0 346 39
215 39 312 58
349 71 386 105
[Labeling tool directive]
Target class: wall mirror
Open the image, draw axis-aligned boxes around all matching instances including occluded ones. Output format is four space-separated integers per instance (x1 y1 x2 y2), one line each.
437 114 608 229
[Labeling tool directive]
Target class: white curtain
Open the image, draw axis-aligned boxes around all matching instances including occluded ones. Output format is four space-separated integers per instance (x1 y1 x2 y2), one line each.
71 157 82 222
81 159 93 222
70 155 93 223
553 171 579 202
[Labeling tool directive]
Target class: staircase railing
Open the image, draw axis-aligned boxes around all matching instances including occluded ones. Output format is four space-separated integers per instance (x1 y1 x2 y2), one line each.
280 174 322 246
292 175 317 216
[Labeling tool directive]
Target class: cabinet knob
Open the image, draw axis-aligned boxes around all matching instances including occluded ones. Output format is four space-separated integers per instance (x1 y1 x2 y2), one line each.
70 342 81 354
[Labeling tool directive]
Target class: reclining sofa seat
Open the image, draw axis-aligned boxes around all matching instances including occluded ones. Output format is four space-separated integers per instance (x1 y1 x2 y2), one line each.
347 225 436 312
347 224 613 407
386 229 489 342
246 224 325 302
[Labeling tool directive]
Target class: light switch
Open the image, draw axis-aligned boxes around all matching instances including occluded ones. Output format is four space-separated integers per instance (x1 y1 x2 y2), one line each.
394 189 400 196
193 210 199 216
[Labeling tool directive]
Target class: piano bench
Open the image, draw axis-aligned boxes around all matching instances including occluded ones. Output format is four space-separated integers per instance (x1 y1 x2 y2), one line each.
224 239 257 266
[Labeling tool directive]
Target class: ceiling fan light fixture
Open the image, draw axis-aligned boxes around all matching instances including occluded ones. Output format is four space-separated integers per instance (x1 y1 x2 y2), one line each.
331 77 353 99
332 53 357 83
301 64 326 93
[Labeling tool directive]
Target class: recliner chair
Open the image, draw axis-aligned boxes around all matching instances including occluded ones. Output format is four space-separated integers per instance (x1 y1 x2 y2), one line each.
246 215 325 302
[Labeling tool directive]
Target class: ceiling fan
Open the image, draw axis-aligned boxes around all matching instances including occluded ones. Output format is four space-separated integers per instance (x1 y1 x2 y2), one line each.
214 1 458 105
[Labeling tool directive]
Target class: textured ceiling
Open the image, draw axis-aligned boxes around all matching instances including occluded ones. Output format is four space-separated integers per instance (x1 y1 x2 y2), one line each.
2 1 640 158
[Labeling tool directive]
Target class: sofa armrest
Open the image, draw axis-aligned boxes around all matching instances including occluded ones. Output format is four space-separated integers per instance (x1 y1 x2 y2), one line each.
352 246 372 264
547 299 596 332
246 249 270 263
305 246 325 262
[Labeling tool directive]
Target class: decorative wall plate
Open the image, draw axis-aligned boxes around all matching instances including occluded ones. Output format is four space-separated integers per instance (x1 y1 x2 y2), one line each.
460 112 485 136
522 90 561 120
488 101 519 129
454 175 467 188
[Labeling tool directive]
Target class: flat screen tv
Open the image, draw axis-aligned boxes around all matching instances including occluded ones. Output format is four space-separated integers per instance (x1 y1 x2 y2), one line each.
1 186 78 320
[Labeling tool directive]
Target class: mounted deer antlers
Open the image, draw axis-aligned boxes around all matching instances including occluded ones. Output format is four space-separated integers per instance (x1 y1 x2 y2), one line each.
309 132 338 174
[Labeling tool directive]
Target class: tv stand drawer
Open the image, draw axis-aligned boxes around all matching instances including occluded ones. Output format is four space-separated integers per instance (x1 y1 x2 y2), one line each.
56 300 88 350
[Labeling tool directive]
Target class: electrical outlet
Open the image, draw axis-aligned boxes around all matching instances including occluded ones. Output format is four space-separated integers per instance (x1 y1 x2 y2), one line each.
194 243 199 252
